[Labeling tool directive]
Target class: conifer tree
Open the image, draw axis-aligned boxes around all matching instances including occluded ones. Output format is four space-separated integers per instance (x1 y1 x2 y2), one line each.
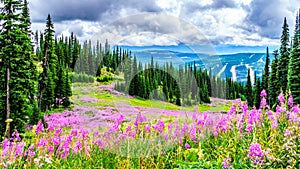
254 74 261 109
0 0 37 134
245 69 253 108
262 47 270 101
278 17 290 94
269 50 280 108
288 11 300 103
39 14 57 113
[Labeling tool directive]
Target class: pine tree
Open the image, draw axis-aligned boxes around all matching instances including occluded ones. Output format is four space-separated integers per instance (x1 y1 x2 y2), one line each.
262 47 270 101
278 17 290 94
0 0 37 134
254 74 261 109
129 56 138 96
288 11 300 103
269 50 280 108
246 69 253 108
39 14 57 113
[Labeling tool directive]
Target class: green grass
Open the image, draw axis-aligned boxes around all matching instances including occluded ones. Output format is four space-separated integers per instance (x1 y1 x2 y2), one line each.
71 82 231 113
198 104 230 112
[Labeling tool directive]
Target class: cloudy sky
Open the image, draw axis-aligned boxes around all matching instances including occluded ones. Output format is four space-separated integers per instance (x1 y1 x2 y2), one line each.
29 0 300 48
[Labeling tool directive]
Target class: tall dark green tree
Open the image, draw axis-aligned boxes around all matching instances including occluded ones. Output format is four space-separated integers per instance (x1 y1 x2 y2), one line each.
288 11 300 104
0 0 37 135
254 73 261 109
262 47 270 101
278 17 290 94
269 50 280 109
245 69 253 108
39 14 57 113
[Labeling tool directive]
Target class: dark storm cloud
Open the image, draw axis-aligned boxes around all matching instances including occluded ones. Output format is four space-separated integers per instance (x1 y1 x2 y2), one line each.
29 0 162 22
244 0 299 39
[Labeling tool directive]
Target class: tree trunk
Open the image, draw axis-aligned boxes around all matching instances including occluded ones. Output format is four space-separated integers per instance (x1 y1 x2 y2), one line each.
37 48 48 118
37 91 42 119
6 64 10 138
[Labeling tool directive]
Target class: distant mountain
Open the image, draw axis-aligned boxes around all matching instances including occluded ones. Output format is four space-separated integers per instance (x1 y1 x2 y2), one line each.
121 48 273 83
118 44 279 55
116 44 277 83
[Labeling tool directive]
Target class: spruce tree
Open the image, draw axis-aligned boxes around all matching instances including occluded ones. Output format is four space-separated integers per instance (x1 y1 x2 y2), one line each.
262 47 270 101
254 75 261 109
39 14 57 113
278 17 290 94
288 12 300 103
0 0 37 134
245 69 253 108
269 50 280 108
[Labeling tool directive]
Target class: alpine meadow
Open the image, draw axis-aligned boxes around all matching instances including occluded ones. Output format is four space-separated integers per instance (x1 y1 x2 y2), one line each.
1 0 300 168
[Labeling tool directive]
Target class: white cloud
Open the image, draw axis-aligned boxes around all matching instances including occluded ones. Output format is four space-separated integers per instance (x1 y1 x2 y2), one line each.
30 0 299 47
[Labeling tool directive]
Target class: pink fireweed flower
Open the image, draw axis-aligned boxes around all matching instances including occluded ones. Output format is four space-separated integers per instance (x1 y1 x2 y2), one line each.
80 128 89 138
94 139 104 152
245 123 254 133
37 138 47 148
164 134 169 141
216 114 231 133
11 130 21 142
14 142 24 157
1 139 11 156
129 130 136 138
189 124 197 142
48 146 54 154
71 129 79 136
214 130 219 137
260 98 267 109
185 143 190 149
73 140 83 153
288 95 293 107
144 125 150 132
222 157 231 168
25 145 36 158
275 105 286 115
286 111 299 123
228 105 236 116
168 122 173 132
109 114 124 132
47 123 55 132
237 115 245 133
36 120 44 135
278 93 285 104
242 103 248 115
182 122 189 136
235 98 242 106
152 120 165 133
126 126 132 133
266 110 275 121
174 123 183 138
271 120 278 129
248 109 262 125
134 112 147 127
284 129 291 137
248 143 264 165
260 90 267 98
197 118 205 128
291 105 300 114
55 128 63 135
66 135 73 143
52 136 61 146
